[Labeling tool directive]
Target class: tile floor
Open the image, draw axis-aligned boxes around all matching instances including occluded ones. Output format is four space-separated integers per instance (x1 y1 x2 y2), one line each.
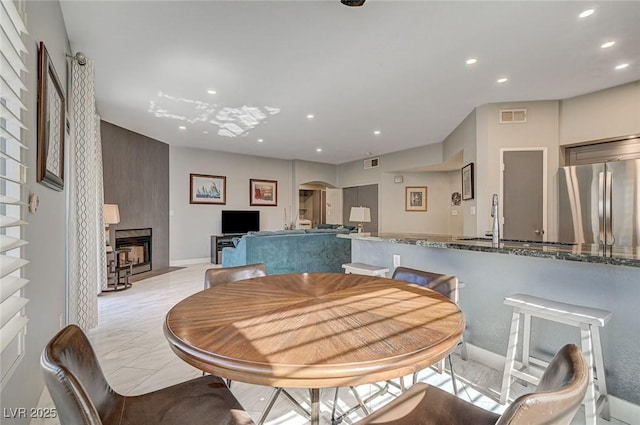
32 263 623 425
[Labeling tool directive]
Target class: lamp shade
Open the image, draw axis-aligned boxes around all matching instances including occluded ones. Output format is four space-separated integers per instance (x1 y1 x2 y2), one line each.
349 206 371 223
103 204 120 225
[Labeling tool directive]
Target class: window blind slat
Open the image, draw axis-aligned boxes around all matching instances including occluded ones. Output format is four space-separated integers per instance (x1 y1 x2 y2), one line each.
0 53 27 94
0 256 28 279
0 11 27 54
0 102 26 130
0 276 28 303
0 126 28 149
0 316 28 353
0 33 26 75
0 195 27 206
0 296 28 329
0 216 27 228
0 235 27 253
0 77 26 111
0 0 28 36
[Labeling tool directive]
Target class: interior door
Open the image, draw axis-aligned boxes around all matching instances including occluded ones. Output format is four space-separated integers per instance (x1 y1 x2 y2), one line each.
502 150 545 241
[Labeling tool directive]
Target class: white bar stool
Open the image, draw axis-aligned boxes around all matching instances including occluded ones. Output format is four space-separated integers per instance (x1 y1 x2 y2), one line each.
342 262 389 277
500 293 611 425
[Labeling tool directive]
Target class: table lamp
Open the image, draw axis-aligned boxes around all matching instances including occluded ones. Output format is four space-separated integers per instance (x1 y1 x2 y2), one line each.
104 204 120 249
349 206 371 234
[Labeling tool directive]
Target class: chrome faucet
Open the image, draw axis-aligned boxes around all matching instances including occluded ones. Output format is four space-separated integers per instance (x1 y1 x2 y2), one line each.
490 193 500 247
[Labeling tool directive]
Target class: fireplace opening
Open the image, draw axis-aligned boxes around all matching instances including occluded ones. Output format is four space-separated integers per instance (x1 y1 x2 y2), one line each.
115 228 152 275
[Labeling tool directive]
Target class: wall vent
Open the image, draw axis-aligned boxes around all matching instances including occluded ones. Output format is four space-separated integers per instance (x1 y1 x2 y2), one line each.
500 109 527 123
363 157 379 169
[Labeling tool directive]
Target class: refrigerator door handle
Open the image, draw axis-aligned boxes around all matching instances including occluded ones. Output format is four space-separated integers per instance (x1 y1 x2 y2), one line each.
598 172 605 245
605 171 614 246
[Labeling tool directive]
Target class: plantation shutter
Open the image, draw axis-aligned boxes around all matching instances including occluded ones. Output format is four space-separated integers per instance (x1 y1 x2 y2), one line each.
0 0 30 385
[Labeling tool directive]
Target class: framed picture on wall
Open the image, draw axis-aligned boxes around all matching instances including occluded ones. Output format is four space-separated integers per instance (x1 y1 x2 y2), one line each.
462 163 474 200
405 186 428 211
250 179 278 206
37 41 66 191
190 173 226 204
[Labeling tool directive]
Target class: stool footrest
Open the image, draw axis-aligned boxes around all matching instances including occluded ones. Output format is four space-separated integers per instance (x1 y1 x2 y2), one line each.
511 369 540 386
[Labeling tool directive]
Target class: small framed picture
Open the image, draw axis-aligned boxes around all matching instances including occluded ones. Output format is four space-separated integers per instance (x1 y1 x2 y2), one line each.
405 186 428 211
462 163 474 200
250 179 278 206
190 174 226 204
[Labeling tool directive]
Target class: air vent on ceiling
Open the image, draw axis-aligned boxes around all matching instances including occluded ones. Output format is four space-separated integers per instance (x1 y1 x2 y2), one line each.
500 109 527 123
364 157 379 169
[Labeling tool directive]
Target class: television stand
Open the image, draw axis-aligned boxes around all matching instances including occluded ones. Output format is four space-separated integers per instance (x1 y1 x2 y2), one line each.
210 234 245 264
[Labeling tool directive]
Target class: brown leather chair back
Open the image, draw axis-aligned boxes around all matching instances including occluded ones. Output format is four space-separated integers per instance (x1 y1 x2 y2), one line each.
41 324 123 425
496 343 589 425
391 266 458 303
204 263 267 289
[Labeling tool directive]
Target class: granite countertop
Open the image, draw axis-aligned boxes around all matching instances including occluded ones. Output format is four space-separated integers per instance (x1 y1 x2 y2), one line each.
337 233 640 268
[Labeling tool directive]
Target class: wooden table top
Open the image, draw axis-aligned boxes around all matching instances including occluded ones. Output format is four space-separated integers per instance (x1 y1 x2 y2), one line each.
164 272 464 388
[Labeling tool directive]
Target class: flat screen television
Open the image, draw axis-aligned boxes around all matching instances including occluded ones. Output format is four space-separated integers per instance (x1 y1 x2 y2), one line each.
221 210 260 235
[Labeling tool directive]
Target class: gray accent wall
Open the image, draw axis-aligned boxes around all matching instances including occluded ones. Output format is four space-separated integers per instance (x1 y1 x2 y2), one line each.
101 121 170 270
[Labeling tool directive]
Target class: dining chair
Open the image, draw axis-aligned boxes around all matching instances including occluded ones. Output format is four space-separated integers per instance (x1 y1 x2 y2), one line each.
354 343 588 425
204 263 267 289
391 266 467 393
41 324 255 425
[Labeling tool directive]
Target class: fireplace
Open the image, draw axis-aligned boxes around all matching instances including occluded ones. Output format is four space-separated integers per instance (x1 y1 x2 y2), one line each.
115 228 152 275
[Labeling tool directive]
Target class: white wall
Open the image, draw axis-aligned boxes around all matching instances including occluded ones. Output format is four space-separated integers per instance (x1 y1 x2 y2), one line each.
169 147 294 262
2 1 70 422
560 81 640 146
476 100 560 239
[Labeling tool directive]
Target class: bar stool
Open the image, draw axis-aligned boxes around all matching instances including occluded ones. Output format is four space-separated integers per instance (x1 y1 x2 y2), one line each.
342 262 389 277
500 293 611 425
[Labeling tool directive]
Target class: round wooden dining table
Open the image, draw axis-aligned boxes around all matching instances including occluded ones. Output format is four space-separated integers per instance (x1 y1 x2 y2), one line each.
164 272 464 424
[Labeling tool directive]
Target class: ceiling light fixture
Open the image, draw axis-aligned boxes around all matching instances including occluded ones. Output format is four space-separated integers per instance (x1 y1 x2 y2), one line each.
179 126 186 130
466 58 478 65
203 130 208 134
600 41 615 49
257 138 264 143
307 114 315 119
207 89 216 95
316 148 322 152
579 9 594 18
373 130 381 135
615 63 629 70
497 77 508 84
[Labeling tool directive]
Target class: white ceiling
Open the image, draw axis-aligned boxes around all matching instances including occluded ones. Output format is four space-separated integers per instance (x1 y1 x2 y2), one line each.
59 1 640 165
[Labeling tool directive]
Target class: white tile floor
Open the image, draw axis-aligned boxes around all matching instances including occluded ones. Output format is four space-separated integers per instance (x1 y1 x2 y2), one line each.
32 263 624 425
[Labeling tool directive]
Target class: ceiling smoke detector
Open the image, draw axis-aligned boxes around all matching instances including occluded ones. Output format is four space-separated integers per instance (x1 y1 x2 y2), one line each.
341 0 366 7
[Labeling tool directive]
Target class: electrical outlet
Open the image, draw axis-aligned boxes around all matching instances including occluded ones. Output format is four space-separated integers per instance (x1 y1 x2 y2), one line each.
393 254 401 268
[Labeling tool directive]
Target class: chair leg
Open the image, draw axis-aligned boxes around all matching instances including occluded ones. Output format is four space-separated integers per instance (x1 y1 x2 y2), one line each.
459 335 468 361
581 325 598 425
591 325 609 420
448 354 458 395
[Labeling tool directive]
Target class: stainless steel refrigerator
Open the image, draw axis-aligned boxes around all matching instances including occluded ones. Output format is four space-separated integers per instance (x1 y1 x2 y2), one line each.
558 159 640 246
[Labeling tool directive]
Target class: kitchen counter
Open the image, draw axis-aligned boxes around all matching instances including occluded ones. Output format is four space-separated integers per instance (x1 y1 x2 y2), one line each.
340 232 640 415
337 233 640 268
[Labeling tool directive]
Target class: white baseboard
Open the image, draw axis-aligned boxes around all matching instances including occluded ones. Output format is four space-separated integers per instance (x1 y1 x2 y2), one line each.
170 258 211 266
465 343 639 424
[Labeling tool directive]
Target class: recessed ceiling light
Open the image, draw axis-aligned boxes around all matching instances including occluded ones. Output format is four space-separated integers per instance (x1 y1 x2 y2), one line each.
615 63 629 70
497 77 508 84
466 58 478 65
373 130 381 135
364 152 373 156
207 89 216 95
600 41 615 49
316 148 322 152
306 114 315 119
179 126 186 130
257 138 264 143
203 130 209 134
579 9 594 18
